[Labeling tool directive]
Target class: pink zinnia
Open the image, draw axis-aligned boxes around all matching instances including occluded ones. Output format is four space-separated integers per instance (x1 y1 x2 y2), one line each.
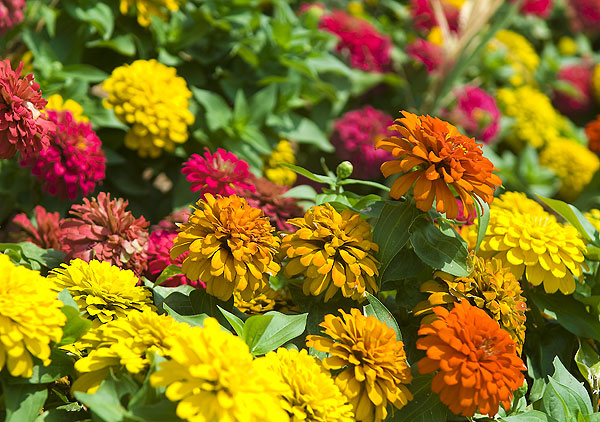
552 62 594 117
518 0 553 17
146 229 202 287
0 0 26 35
21 109 106 200
319 10 392 73
410 0 460 33
11 205 62 250
331 106 395 179
567 0 600 33
0 60 52 159
181 148 255 197
406 38 444 73
443 85 501 144
59 192 149 276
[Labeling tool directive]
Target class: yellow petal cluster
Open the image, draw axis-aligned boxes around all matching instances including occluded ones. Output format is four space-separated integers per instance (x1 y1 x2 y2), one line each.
48 259 154 326
414 255 527 354
234 286 298 315
488 30 539 86
282 204 379 302
120 0 181 26
45 94 89 122
307 309 413 422
263 140 297 186
0 255 66 378
258 348 355 422
72 309 183 393
585 209 600 232
150 318 289 422
491 191 546 215
539 138 600 201
478 192 586 294
496 86 566 149
103 59 194 158
171 194 281 301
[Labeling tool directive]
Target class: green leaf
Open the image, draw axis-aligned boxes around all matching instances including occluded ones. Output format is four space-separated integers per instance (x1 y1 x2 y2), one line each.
86 34 136 56
363 293 402 341
58 306 92 346
337 178 390 191
192 87 232 132
280 163 335 185
279 117 333 152
409 217 470 277
65 1 114 38
475 201 489 253
75 378 127 421
1 381 49 422
57 288 78 310
282 184 319 200
219 306 245 337
242 312 308 356
542 377 591 420
380 249 426 285
163 303 210 327
57 64 109 82
153 265 183 287
537 195 599 244
189 288 236 328
501 411 560 421
388 372 447 422
25 349 74 384
249 85 277 125
551 356 593 413
0 242 65 270
576 339 600 391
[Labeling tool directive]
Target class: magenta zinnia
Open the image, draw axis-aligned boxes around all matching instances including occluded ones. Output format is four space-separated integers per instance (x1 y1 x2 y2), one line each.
182 148 255 197
0 0 25 34
59 192 149 277
21 109 106 200
552 62 594 117
0 60 52 159
147 229 201 287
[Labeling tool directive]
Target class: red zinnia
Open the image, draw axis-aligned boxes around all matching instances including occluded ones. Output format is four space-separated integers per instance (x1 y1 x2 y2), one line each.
11 205 62 250
552 62 594 117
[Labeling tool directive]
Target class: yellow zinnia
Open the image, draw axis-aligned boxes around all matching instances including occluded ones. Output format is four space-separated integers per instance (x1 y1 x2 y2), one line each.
0 254 66 378
307 309 413 422
150 318 289 422
119 0 182 27
488 30 539 86
45 94 89 123
103 59 194 158
281 204 379 302
263 140 297 186
48 259 154 326
171 194 281 301
72 309 183 393
492 191 546 215
234 286 298 315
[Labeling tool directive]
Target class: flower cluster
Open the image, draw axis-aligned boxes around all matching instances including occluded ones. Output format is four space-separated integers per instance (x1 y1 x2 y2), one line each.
488 30 539 86
552 62 594 116
0 0 26 35
263 140 297 186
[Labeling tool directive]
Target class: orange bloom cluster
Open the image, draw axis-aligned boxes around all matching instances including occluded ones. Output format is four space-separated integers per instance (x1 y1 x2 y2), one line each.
376 111 502 219
417 301 525 417
586 116 600 154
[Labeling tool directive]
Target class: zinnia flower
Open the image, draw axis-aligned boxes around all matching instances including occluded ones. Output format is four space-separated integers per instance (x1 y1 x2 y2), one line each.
11 205 62 250
48 259 154 326
375 111 502 219
491 191 546 215
552 62 594 117
517 0 553 17
119 0 181 26
406 38 444 74
147 229 200 287
319 10 392 73
59 192 149 276
585 116 600 154
417 301 526 417
567 0 600 33
443 85 501 144
233 286 298 315
150 318 288 422
21 109 106 200
488 30 539 86
170 194 281 301
103 59 194 158
478 194 586 294
0 254 66 378
414 255 527 353
263 140 297 186
71 309 183 393
241 176 304 232
281 204 379 302
0 59 52 159
45 94 89 123
539 138 600 201
182 148 255 197
306 308 413 422
151 206 189 232
410 0 461 33
0 0 25 34
259 348 355 422
330 106 395 179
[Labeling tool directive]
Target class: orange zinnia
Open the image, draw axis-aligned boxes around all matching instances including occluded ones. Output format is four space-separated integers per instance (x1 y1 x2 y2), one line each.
416 300 525 417
585 116 600 154
376 111 502 219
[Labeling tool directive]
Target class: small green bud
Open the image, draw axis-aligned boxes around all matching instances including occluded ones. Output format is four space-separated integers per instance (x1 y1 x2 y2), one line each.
336 161 354 180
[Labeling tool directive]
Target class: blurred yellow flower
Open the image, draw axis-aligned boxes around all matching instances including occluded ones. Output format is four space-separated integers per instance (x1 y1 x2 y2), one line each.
263 140 297 186
492 191 546 215
45 94 89 123
593 64 600 104
585 209 600 232
120 0 181 27
558 36 578 56
488 30 539 86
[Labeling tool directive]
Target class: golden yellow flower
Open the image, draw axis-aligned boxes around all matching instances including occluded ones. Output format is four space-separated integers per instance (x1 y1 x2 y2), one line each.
306 309 413 422
427 26 444 46
558 36 578 56
282 204 379 302
171 194 281 301
0 254 66 378
45 94 89 123
539 138 600 202
585 209 600 232
48 259 154 326
150 318 289 422
492 191 546 215
258 348 355 422
119 0 181 27
263 140 297 186
71 309 183 393
103 59 194 158
479 206 586 294
234 286 298 315
488 30 539 86
414 255 527 353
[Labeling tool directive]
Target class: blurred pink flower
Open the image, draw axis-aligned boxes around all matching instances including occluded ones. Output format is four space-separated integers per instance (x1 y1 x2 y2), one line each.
552 62 594 117
406 38 443 73
410 0 460 33
182 148 255 197
331 106 395 179
518 0 553 17
146 229 203 287
12 205 62 250
0 0 26 35
567 0 600 33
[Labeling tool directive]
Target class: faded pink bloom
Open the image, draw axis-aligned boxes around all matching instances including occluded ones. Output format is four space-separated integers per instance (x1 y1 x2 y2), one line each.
182 148 255 197
59 192 149 276
0 60 52 159
21 110 106 200
320 10 392 73
331 106 395 179
0 0 26 35
11 205 62 250
406 38 444 73
552 62 594 117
